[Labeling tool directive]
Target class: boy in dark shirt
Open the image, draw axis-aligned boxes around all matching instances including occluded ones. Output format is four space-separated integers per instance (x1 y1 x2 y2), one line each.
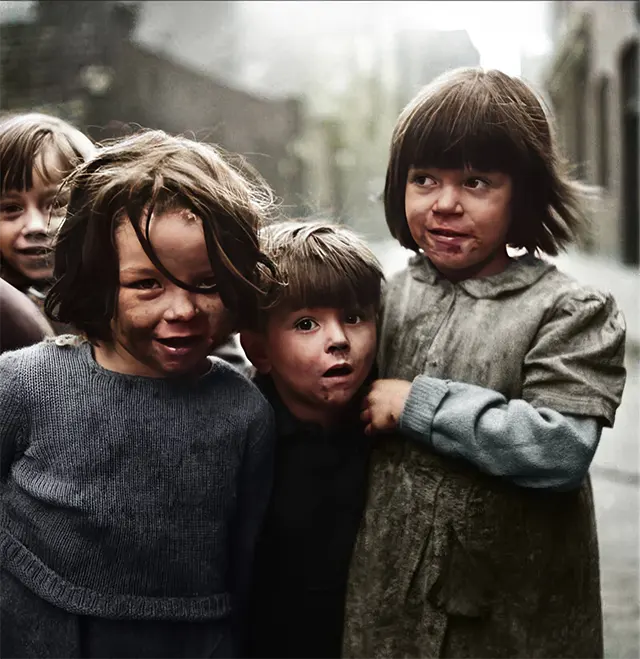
240 220 384 658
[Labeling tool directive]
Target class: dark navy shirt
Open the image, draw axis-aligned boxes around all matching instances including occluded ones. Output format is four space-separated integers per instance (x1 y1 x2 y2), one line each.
248 375 371 658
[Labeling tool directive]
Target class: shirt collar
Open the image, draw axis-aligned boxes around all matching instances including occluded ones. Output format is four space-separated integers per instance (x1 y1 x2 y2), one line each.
407 252 554 298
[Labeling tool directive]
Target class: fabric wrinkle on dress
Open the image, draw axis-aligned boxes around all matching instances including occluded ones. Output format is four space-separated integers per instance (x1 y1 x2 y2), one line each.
343 253 626 659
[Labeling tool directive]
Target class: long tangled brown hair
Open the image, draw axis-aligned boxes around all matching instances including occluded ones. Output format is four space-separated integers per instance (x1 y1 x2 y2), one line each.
45 129 281 340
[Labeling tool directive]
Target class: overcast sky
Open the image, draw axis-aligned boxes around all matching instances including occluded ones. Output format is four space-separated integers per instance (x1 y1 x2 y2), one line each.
0 0 553 76
240 1 553 76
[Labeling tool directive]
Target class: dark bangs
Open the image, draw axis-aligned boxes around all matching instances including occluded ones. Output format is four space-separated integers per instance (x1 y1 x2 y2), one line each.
257 221 384 328
385 67 564 252
277 255 381 315
400 87 533 176
0 122 88 193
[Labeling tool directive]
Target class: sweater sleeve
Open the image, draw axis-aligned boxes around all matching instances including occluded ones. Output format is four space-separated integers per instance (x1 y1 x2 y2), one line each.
0 350 28 481
228 401 275 648
399 375 603 491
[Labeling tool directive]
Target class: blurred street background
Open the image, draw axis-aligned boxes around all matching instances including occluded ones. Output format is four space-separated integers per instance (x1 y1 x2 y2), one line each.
1 1 638 655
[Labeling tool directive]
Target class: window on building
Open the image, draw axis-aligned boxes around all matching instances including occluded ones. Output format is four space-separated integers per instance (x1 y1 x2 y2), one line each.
620 41 639 266
596 76 610 189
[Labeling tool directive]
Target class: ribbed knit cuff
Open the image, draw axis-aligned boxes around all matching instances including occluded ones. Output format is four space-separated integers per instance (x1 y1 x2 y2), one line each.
399 375 449 447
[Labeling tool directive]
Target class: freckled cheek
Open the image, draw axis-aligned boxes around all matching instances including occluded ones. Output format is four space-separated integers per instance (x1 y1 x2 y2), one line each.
284 336 323 375
0 223 22 248
114 295 160 333
198 297 233 331
47 214 65 235
358 329 378 368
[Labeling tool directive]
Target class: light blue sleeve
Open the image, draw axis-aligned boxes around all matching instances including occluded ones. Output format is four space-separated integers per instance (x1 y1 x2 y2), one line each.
398 375 603 491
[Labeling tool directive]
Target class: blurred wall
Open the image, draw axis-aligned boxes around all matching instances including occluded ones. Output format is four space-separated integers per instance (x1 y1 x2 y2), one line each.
545 0 639 267
0 0 304 215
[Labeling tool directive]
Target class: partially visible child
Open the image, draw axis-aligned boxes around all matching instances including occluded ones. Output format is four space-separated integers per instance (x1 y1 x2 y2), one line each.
0 112 95 305
240 221 384 658
0 112 252 371
0 277 53 354
0 130 278 658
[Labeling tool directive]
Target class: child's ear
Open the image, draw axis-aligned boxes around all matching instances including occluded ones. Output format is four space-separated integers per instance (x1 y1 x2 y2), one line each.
239 330 272 374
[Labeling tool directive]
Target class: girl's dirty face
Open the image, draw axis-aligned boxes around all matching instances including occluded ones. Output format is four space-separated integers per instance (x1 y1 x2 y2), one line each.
0 150 67 286
93 209 233 378
404 167 513 281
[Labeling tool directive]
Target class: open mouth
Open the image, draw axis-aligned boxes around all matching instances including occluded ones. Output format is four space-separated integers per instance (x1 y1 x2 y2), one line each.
155 336 201 349
17 246 50 256
322 364 354 378
429 228 469 238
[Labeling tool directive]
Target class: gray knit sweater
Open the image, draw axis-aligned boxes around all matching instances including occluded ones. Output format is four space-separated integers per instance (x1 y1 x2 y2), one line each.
0 337 275 621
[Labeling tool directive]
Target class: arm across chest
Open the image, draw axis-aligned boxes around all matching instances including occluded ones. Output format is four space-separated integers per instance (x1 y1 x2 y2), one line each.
381 287 546 398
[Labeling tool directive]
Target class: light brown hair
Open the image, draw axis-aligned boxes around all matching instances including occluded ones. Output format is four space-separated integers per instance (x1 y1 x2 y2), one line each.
45 129 280 340
385 67 593 255
253 220 384 330
0 112 95 194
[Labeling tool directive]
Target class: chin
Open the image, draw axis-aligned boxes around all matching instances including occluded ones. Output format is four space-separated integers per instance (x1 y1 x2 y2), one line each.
324 390 360 408
25 270 54 283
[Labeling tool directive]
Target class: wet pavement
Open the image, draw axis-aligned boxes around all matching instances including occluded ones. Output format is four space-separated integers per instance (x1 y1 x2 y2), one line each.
592 347 639 659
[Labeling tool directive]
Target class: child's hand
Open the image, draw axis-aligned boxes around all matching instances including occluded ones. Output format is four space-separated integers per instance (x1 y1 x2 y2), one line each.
361 379 412 435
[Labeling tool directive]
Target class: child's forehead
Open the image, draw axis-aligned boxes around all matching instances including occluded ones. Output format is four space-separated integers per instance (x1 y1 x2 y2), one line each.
1 146 68 194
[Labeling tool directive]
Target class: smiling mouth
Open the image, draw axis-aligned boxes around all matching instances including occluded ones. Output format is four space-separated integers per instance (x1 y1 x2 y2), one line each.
155 336 201 349
322 364 354 378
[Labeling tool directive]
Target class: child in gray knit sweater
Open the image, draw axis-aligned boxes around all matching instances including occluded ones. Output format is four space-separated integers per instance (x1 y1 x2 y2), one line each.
0 130 279 658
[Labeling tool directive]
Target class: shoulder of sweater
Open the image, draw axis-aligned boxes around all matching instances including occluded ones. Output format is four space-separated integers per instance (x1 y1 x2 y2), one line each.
209 357 271 406
0 336 63 366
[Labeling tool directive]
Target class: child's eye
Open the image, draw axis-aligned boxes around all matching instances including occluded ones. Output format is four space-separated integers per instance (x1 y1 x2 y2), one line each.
410 173 436 187
294 318 318 331
129 279 160 290
345 312 364 325
0 203 23 217
465 177 490 190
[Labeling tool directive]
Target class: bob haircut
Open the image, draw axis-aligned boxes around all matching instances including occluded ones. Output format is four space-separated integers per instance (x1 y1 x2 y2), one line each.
253 220 384 331
45 129 280 340
0 112 95 194
385 67 593 256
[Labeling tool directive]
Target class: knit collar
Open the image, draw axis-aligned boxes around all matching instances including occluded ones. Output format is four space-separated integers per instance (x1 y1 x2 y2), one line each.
72 338 217 385
407 252 555 299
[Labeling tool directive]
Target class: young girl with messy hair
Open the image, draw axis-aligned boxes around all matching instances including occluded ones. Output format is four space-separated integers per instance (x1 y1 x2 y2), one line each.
345 68 627 658
0 130 278 658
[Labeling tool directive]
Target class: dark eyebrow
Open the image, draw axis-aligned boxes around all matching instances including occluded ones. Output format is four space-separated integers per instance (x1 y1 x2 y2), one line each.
120 267 159 278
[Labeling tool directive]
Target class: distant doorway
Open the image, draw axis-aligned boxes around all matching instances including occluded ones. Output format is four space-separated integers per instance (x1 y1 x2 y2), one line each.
620 42 639 266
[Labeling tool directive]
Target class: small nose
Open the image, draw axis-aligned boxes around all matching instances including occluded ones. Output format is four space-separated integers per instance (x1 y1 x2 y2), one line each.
433 184 462 214
326 320 350 353
164 288 198 322
22 206 49 236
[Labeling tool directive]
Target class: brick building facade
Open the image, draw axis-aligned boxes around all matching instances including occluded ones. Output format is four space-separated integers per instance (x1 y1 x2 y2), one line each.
0 1 304 213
